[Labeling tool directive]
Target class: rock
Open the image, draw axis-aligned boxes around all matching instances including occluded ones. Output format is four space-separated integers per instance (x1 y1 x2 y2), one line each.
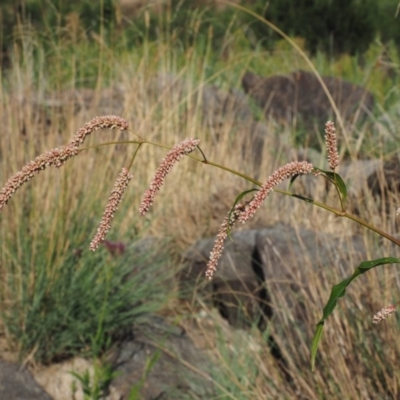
366 154 400 214
242 70 375 128
180 230 264 328
201 85 253 127
33 357 94 400
181 224 367 329
33 317 216 400
254 224 366 322
35 86 125 117
151 72 253 128
123 237 177 288
109 316 215 399
0 359 53 400
367 154 400 196
338 159 383 198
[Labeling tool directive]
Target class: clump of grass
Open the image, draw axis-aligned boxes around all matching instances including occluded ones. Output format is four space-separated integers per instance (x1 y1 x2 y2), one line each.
1 225 171 364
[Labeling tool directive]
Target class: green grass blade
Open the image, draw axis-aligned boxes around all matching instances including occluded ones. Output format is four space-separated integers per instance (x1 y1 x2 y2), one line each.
311 257 400 371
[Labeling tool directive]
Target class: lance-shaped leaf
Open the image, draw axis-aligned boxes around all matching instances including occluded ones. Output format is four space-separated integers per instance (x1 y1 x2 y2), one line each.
316 168 347 203
311 256 400 371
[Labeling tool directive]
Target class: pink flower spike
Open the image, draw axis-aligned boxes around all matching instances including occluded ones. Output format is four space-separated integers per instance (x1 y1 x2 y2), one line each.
139 138 200 215
205 203 245 280
325 121 339 170
238 161 314 224
373 304 397 324
0 144 79 211
90 168 133 251
70 115 129 147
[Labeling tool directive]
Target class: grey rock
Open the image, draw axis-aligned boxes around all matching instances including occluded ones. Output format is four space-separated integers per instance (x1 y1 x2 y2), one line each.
254 224 367 319
242 70 375 127
181 224 367 329
0 359 53 400
110 316 215 399
152 72 253 127
180 230 262 329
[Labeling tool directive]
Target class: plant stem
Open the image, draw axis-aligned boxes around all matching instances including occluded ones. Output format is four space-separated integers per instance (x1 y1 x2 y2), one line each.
83 139 400 248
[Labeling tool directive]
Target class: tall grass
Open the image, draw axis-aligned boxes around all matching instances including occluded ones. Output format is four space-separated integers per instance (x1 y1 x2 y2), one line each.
0 4 400 398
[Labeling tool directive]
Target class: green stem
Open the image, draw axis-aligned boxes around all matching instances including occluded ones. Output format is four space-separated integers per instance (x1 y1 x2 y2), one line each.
82 139 400 248
274 188 400 247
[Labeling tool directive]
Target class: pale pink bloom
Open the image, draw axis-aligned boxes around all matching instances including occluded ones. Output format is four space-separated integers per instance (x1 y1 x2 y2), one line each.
90 168 133 251
205 203 245 279
325 121 339 170
238 161 314 223
373 304 397 324
70 115 129 146
0 144 79 211
0 115 129 212
139 138 200 215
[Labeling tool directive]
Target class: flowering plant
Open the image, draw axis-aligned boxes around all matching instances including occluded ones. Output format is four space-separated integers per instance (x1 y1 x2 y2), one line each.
1 115 399 371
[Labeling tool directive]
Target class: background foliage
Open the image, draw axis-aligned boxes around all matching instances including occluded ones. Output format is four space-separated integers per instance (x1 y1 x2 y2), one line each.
1 0 400 59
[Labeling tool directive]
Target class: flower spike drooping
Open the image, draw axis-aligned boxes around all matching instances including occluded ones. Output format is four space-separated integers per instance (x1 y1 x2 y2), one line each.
139 138 200 215
90 168 133 251
70 115 129 147
373 304 397 324
0 144 79 211
238 161 314 224
0 115 129 212
205 203 245 279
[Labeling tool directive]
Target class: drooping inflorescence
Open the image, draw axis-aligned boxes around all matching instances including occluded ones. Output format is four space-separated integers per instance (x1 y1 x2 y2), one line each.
0 144 79 211
0 115 129 212
90 167 133 251
139 138 200 215
373 304 397 324
206 161 314 278
238 161 314 224
70 115 129 147
205 203 246 280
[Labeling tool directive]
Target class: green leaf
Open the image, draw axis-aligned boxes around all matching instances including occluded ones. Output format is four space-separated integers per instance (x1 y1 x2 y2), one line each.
310 322 324 369
316 169 347 203
310 257 400 371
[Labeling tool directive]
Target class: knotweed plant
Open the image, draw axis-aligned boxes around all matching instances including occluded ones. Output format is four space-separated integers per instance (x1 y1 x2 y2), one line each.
1 116 400 371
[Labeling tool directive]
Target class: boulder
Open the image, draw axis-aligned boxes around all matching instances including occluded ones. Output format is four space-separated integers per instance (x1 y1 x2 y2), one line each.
152 72 253 128
366 154 400 215
254 224 366 322
181 230 264 329
242 70 375 128
0 359 53 400
33 317 215 400
181 224 367 329
367 154 400 197
109 316 214 399
33 357 95 400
